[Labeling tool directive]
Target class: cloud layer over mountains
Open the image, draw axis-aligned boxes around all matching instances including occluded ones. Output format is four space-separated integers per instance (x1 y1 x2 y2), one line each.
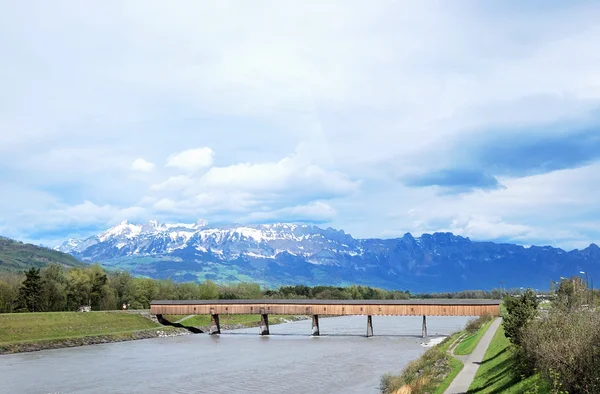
1 1 600 249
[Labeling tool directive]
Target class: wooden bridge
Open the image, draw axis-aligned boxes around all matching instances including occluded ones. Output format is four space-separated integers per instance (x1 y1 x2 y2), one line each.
151 299 501 338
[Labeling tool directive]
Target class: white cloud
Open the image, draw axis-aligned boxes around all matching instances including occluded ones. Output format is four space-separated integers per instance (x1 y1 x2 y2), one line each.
2 1 600 248
199 150 358 195
152 192 258 216
243 201 337 223
166 148 214 172
151 175 193 191
368 163 600 249
15 201 147 233
143 147 357 225
131 158 155 172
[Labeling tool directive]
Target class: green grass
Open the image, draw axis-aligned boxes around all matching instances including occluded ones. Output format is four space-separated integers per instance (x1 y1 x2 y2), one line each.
435 356 465 394
467 325 547 394
454 320 493 355
162 314 303 328
0 311 160 344
432 332 465 394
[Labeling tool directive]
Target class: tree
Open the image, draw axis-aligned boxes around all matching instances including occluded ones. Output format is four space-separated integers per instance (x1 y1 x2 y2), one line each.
131 278 158 309
66 268 92 310
89 265 109 310
0 272 23 313
555 276 587 311
40 263 67 311
18 268 43 312
198 280 219 299
503 289 539 346
108 270 135 308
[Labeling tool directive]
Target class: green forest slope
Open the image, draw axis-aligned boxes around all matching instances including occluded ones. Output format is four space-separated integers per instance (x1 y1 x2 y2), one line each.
0 237 85 272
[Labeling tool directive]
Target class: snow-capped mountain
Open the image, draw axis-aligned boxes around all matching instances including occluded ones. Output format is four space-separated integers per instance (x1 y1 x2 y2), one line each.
56 220 600 292
56 220 357 264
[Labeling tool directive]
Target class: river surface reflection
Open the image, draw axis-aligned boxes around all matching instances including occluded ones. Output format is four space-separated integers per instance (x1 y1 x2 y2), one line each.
0 315 471 394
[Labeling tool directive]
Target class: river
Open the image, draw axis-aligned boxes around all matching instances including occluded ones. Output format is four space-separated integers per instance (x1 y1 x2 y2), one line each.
0 315 471 393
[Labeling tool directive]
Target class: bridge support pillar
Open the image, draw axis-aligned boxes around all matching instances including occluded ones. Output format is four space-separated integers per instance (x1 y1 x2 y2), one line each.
259 313 270 335
422 315 427 338
367 315 373 337
209 314 221 335
312 314 320 336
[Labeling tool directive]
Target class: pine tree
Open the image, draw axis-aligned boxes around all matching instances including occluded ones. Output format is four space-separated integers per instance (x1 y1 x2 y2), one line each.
503 289 539 346
18 267 43 312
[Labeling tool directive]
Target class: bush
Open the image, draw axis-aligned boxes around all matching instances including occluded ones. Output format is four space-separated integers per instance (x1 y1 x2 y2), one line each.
464 313 494 333
521 309 600 394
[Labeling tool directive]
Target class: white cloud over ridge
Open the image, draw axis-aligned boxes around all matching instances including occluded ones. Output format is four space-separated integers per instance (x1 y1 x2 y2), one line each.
200 154 358 195
1 1 600 248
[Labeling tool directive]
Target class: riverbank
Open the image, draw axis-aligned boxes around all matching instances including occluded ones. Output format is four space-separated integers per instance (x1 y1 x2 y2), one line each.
0 311 312 355
380 314 494 394
0 327 189 354
0 315 472 394
0 311 191 354
381 333 463 394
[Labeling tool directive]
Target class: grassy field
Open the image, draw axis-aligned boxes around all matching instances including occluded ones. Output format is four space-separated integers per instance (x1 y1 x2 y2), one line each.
454 320 493 356
467 325 547 393
162 314 304 327
0 312 160 344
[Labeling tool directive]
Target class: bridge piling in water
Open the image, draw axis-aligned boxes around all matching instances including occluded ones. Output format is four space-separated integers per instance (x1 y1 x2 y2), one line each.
311 314 320 336
422 315 427 338
366 315 373 337
210 313 221 335
259 313 270 335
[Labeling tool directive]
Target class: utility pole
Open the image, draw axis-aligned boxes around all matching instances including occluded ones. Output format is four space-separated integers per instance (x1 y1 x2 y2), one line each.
580 271 589 306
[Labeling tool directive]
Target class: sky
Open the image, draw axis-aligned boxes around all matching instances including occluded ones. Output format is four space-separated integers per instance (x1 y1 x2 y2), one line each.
1 0 600 250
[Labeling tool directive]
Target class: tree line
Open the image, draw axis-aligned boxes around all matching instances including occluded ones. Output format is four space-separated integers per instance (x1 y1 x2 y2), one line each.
0 264 418 313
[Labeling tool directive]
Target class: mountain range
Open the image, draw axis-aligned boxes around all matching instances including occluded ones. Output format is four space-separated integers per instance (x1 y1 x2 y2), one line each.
54 220 600 292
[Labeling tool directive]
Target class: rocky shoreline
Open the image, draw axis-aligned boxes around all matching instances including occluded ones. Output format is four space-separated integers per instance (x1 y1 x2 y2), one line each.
0 328 190 355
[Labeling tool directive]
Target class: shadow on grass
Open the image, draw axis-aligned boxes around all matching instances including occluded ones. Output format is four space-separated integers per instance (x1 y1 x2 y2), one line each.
480 347 507 364
157 315 203 334
467 356 522 394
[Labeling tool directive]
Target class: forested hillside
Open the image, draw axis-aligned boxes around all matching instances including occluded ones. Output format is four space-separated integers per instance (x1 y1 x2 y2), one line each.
0 237 85 272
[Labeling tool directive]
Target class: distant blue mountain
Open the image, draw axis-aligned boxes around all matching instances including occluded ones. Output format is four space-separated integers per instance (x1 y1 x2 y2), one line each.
56 220 600 292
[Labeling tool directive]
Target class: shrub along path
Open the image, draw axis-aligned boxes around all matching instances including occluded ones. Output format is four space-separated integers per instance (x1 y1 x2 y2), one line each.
443 318 502 394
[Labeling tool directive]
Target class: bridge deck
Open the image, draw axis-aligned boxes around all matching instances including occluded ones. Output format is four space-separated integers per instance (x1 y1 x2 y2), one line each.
150 299 501 316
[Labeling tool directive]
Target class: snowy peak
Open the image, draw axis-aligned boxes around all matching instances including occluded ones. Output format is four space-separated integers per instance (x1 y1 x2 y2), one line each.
95 220 205 243
98 220 143 242
58 238 83 250
54 220 359 263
